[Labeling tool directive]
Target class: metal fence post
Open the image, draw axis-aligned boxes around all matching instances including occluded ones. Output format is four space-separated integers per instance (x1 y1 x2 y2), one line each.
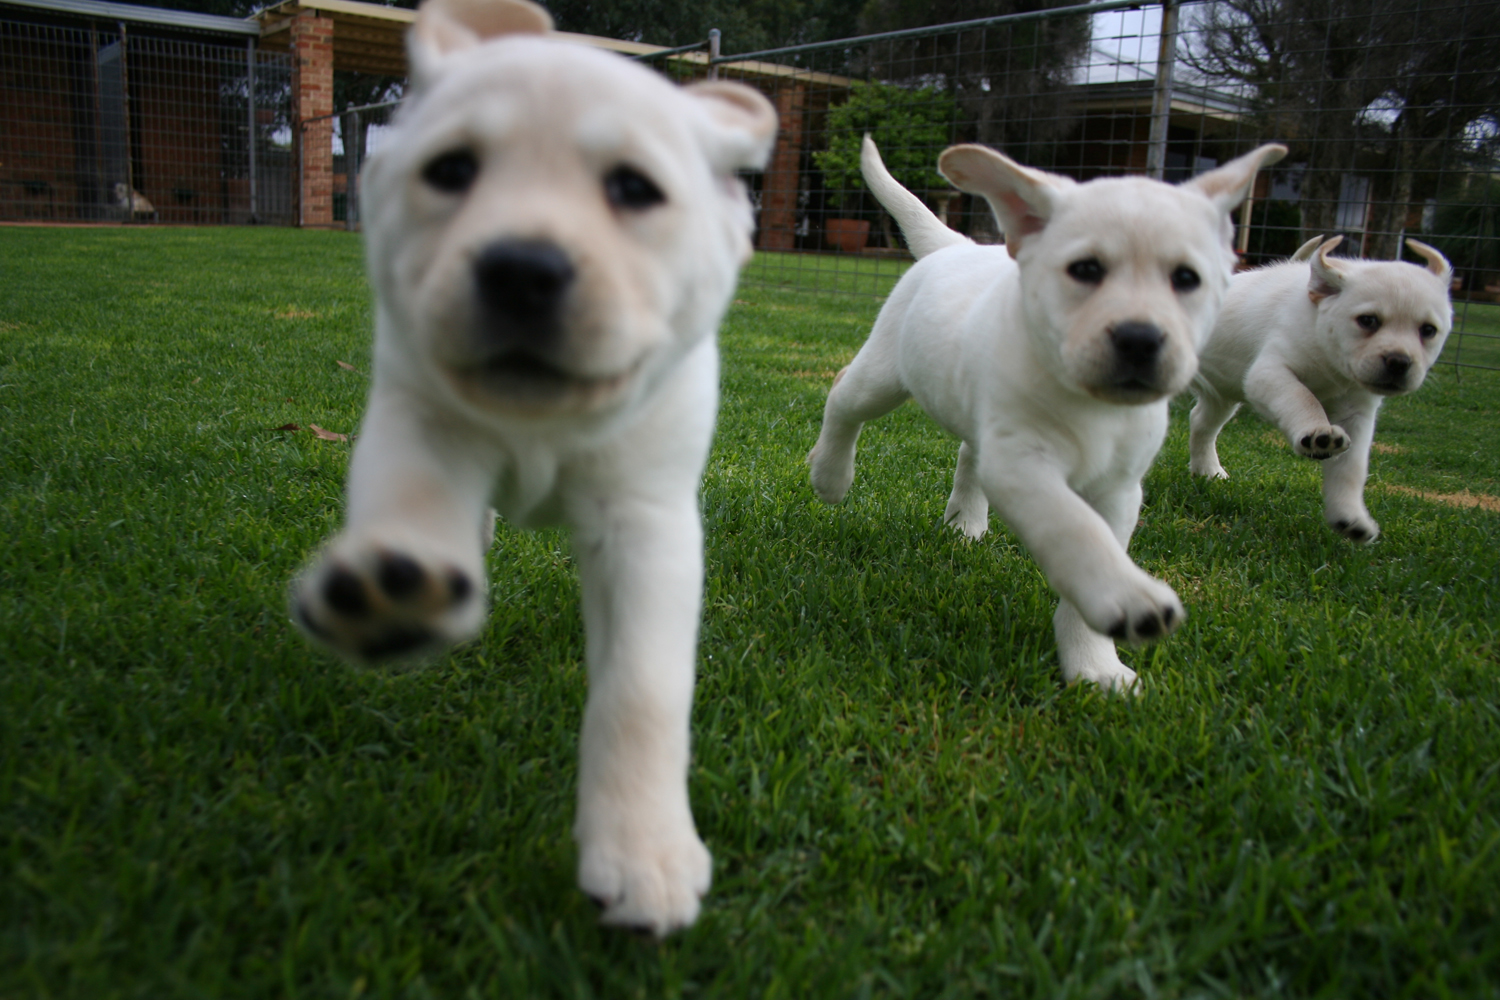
247 37 258 224
1145 0 1179 181
707 29 720 81
118 20 133 222
345 109 358 231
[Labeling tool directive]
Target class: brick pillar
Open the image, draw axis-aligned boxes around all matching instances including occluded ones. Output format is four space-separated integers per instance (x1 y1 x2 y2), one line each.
758 81 806 252
291 10 335 226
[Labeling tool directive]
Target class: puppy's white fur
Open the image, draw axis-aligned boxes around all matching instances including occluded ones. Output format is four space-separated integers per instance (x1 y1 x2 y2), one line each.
810 137 1284 691
289 0 775 936
1188 235 1453 542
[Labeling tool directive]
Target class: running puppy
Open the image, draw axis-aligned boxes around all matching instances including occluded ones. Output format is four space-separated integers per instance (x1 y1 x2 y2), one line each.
1187 235 1453 542
809 137 1284 691
289 0 776 935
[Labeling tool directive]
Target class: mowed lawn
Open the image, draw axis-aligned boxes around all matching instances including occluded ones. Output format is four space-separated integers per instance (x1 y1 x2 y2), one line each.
2 227 1498 999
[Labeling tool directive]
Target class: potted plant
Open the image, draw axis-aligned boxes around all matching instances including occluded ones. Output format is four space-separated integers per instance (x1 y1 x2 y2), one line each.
813 81 957 253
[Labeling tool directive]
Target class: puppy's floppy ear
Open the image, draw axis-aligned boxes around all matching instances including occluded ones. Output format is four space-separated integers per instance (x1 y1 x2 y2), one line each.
1308 234 1346 303
1291 234 1326 262
408 0 553 92
685 81 778 173
1404 238 1453 281
938 144 1072 259
1184 143 1287 215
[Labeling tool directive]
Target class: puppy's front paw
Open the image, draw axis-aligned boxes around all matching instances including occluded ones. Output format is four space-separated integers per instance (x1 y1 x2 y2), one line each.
577 817 711 938
807 441 855 504
1188 455 1229 480
1293 424 1351 461
1084 573 1184 646
1069 660 1140 694
292 541 485 662
943 495 989 540
1329 511 1380 544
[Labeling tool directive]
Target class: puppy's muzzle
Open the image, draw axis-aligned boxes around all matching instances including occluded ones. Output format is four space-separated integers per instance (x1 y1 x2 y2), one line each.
476 238 574 340
1108 321 1165 393
1371 352 1413 393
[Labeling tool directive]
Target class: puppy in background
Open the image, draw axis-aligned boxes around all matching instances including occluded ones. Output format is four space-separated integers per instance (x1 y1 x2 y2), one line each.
810 137 1284 692
289 0 776 935
1188 235 1453 542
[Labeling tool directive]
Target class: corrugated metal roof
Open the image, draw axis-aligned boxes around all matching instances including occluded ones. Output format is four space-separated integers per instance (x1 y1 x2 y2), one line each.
0 0 260 35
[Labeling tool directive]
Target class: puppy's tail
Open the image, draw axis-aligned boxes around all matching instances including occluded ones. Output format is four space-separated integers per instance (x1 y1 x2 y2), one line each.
861 134 969 260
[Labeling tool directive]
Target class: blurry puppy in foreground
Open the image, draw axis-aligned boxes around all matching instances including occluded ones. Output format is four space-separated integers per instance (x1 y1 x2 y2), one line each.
289 0 776 936
1188 234 1453 542
810 137 1285 692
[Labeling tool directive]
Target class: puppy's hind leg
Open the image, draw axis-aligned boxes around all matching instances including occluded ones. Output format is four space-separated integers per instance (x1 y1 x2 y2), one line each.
808 341 908 503
943 440 989 539
1187 389 1240 480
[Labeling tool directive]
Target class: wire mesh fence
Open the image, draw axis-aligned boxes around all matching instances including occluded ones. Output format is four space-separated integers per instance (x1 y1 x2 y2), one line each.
0 13 293 225
703 0 1500 370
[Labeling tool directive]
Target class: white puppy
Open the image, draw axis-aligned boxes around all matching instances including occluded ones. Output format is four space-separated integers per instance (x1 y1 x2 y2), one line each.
1187 235 1453 542
810 137 1284 691
289 0 776 936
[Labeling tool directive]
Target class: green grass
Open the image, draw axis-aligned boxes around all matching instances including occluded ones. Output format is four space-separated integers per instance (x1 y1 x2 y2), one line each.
2 227 1498 999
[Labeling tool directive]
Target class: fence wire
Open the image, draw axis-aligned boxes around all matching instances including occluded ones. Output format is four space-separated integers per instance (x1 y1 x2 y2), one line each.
0 13 293 225
701 0 1500 371
7 0 1493 369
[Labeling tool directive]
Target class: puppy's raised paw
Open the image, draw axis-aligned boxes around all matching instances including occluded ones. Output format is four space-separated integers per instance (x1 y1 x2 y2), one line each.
1087 574 1184 646
577 821 711 939
292 542 485 662
1293 424 1351 461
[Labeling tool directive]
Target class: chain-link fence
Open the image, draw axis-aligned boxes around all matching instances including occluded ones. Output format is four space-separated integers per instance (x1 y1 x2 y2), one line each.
704 0 1500 370
0 12 293 225
254 0 1496 373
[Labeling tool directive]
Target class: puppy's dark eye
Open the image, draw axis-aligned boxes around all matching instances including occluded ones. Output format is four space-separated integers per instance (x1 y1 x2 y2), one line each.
604 165 665 210
1419 323 1438 340
1067 258 1105 284
1356 313 1382 332
1171 265 1201 292
423 149 479 194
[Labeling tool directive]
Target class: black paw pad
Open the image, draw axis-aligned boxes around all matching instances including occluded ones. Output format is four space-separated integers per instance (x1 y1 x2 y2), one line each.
324 568 370 617
1162 606 1176 627
294 598 332 639
377 552 424 600
359 626 433 660
446 568 473 604
1346 526 1369 542
1333 435 1346 448
1135 615 1162 639
1301 435 1313 449
1315 433 1331 449
1108 619 1128 640
587 894 610 911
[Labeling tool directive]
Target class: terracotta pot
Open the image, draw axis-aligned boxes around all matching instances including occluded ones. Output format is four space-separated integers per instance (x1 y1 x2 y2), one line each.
825 217 870 253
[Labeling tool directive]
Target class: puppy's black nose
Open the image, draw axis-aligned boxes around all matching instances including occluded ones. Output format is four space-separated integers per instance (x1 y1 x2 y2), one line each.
1110 321 1164 364
1381 353 1412 379
473 239 574 339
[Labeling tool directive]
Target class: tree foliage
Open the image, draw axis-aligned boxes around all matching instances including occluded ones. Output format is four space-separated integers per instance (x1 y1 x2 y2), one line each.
1182 0 1500 259
814 82 957 211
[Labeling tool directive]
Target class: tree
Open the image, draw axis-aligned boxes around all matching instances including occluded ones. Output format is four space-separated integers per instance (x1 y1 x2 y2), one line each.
853 0 1092 238
814 81 957 246
1182 0 1500 259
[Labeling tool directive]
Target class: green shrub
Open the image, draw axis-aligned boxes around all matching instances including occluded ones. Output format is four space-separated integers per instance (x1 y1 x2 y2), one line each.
812 81 957 211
